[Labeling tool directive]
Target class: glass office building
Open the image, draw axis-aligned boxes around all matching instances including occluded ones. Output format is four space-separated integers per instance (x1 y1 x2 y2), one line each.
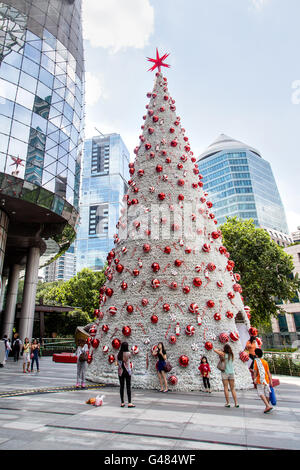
0 0 84 340
197 134 289 235
76 134 130 273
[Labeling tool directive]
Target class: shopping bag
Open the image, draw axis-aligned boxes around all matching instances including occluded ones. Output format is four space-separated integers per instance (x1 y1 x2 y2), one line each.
269 386 277 406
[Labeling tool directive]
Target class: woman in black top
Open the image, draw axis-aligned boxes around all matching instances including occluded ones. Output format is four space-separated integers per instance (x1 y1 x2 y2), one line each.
152 342 168 392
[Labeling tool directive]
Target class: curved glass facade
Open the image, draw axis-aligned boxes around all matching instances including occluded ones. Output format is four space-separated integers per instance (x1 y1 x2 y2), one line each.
0 0 84 211
198 145 289 234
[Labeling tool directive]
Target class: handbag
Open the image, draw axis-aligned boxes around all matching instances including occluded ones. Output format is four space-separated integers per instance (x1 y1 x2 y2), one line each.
79 352 88 362
30 353 34 359
164 361 172 373
269 386 277 406
217 357 226 372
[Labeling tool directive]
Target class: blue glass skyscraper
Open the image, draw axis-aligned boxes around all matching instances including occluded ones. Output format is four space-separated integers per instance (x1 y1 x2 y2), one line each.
76 133 130 272
197 134 289 235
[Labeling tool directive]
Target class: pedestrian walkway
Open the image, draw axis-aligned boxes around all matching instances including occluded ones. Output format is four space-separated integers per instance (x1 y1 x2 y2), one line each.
0 357 299 450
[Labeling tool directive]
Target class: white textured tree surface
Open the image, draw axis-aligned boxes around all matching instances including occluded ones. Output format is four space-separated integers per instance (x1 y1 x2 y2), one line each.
86 72 253 391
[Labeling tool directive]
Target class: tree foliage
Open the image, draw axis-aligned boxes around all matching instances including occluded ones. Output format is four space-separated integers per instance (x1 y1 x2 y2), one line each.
42 268 106 317
220 217 300 327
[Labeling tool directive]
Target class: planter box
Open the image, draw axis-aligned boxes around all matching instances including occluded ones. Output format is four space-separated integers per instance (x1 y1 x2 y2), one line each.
53 353 77 363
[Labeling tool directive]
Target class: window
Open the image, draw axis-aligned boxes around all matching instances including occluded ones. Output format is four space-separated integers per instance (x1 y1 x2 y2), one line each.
278 314 288 333
91 139 110 174
89 204 109 236
294 313 300 332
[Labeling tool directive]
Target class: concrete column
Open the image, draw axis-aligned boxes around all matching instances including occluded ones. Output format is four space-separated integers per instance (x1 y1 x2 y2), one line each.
0 274 8 312
1 264 20 339
19 247 40 341
0 209 9 277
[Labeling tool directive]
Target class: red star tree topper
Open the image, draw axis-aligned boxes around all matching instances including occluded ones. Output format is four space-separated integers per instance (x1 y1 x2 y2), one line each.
86 52 254 391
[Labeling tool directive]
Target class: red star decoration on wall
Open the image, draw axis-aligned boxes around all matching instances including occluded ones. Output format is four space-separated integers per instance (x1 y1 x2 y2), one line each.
10 156 24 169
147 48 170 73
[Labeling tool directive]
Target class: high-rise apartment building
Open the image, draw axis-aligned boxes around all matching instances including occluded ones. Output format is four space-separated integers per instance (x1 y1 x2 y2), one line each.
0 0 84 340
76 134 130 273
197 134 290 239
44 244 76 282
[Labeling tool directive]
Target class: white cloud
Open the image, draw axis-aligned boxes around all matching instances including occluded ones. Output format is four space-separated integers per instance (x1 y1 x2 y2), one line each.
286 210 300 233
82 0 154 53
85 71 106 107
250 0 269 10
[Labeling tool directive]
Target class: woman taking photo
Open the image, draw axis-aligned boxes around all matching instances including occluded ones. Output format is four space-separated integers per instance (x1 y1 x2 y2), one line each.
31 339 40 372
214 344 239 408
116 342 135 408
152 342 168 393
22 338 31 373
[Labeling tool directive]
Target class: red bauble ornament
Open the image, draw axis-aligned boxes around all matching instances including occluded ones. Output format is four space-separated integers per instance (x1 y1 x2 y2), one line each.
177 179 185 186
141 298 149 306
143 243 151 252
193 277 202 287
207 263 216 272
239 351 249 362
189 303 199 314
158 193 166 201
133 269 140 277
256 337 263 347
102 324 109 333
217 281 224 288
170 281 178 290
151 314 158 324
87 353 93 364
109 306 117 316
207 300 215 308
156 164 163 172
106 288 113 297
227 292 235 300
233 283 242 293
185 325 195 336
116 264 124 273
102 345 109 354
169 335 177 344
151 279 160 289
164 246 171 254
174 259 182 267
121 281 128 290
163 303 170 312
112 338 121 349
94 309 99 317
179 355 189 367
226 311 234 319
214 313 221 321
122 326 131 337
89 325 97 337
127 305 134 314
153 115 159 122
202 244 211 253
205 341 213 351
219 333 229 344
211 231 220 239
91 338 99 349
230 331 239 342
183 286 190 294
249 327 258 337
178 194 184 201
108 354 115 364
169 375 178 385
152 263 160 273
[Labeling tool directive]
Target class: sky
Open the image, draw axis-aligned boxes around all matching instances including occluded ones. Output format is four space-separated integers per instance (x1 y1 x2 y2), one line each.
81 0 300 233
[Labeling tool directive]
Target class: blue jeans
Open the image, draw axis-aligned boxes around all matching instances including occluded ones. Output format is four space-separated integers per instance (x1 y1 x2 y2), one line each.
31 355 39 371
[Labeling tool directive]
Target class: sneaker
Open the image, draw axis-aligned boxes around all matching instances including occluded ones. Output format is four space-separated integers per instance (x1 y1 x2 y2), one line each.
81 383 86 388
76 383 80 388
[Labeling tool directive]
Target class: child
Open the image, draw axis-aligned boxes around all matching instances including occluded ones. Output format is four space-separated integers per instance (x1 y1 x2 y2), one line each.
253 348 273 414
198 356 211 393
76 339 88 388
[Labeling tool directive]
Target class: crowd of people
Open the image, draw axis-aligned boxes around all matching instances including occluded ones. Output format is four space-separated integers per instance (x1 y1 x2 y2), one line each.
1 333 41 373
75 338 274 414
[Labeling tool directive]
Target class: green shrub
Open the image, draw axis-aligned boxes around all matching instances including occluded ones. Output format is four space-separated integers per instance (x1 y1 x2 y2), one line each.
265 354 300 376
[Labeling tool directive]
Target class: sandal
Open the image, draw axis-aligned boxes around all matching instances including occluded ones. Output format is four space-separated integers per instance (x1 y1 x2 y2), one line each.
120 404 125 408
235 404 239 408
128 404 136 408
225 404 230 408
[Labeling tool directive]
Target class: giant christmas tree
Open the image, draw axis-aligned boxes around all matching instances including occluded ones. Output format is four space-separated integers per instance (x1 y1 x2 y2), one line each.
86 51 253 391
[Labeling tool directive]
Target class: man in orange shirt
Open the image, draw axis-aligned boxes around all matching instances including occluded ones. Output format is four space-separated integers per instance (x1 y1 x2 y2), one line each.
253 349 273 414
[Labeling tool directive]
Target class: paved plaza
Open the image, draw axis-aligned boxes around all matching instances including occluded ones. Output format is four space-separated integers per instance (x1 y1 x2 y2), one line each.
0 357 299 450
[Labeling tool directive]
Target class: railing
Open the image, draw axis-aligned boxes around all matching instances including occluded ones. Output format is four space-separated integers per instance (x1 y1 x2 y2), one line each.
264 351 300 377
40 338 76 356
